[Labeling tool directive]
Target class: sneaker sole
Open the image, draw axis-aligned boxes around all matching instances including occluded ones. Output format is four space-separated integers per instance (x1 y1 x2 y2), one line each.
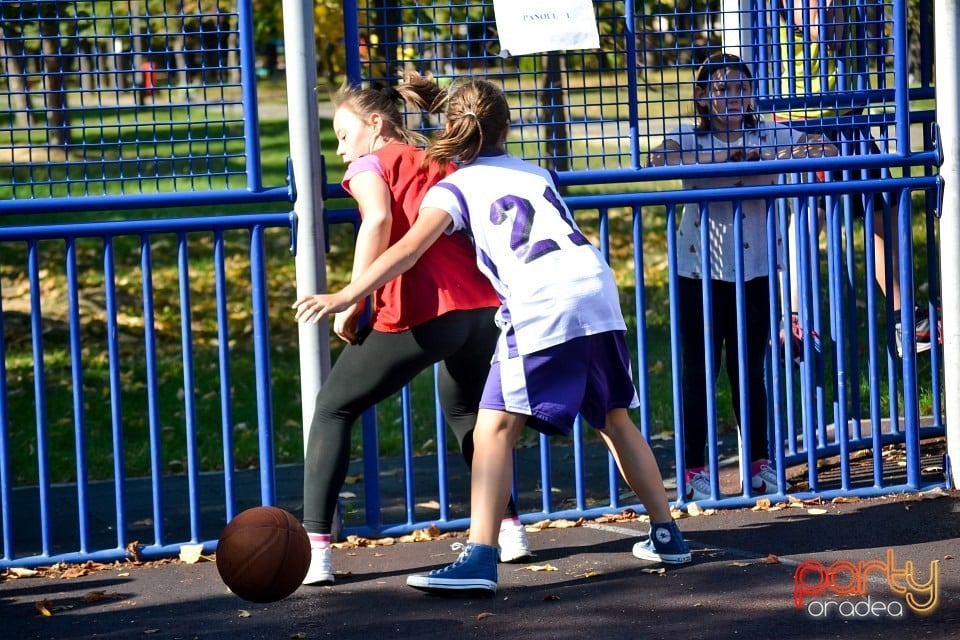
632 547 692 564
302 575 335 586
406 576 496 596
498 551 534 564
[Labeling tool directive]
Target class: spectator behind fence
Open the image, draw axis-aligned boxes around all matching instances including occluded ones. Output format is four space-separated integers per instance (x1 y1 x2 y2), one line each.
774 0 936 358
294 72 530 588
646 52 836 502
294 77 692 596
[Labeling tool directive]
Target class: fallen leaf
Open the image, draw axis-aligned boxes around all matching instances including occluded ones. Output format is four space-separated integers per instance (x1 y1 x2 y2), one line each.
8 567 39 578
764 554 781 565
60 566 90 579
686 502 703 516
807 508 828 515
238 610 252 618
753 498 772 511
523 564 558 572
179 544 206 564
729 561 753 567
143 629 160 635
35 599 54 617
583 569 602 578
477 612 495 620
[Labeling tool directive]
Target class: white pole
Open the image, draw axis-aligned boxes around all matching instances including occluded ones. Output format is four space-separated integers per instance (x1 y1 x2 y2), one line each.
280 0 331 447
720 0 752 62
934 0 960 489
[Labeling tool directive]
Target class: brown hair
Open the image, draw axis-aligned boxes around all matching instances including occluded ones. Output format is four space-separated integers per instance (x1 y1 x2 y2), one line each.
426 78 511 167
332 70 445 147
693 52 759 133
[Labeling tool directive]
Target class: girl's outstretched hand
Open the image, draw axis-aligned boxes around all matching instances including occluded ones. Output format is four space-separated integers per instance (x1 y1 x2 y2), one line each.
293 292 352 324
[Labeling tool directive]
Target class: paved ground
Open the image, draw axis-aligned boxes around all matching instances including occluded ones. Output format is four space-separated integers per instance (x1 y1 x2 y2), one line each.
2 486 958 640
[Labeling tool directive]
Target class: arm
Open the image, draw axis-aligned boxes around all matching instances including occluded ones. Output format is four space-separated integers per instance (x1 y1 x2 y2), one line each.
647 137 767 166
293 206 454 324
331 170 393 343
776 133 839 159
786 0 846 51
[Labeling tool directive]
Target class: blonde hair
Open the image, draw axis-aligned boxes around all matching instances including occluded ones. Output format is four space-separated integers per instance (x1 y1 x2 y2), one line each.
426 79 511 167
332 70 445 147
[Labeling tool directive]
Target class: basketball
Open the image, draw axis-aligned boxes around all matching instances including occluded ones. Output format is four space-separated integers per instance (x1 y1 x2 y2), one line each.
215 506 311 603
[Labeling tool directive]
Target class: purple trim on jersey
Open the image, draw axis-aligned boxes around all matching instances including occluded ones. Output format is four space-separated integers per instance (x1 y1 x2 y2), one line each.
547 168 562 192
480 331 639 436
434 182 473 235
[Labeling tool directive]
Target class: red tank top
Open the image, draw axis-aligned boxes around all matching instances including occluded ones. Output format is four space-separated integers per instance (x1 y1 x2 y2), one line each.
342 144 499 332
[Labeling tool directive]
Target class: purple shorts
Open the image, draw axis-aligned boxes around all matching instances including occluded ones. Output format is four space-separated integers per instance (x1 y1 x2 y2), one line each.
479 331 640 436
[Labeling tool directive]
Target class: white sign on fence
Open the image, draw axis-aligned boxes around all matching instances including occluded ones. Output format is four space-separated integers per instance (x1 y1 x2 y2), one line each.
493 0 600 57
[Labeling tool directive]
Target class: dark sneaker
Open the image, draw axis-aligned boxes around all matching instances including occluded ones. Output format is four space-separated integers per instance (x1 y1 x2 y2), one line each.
406 542 498 596
632 521 692 564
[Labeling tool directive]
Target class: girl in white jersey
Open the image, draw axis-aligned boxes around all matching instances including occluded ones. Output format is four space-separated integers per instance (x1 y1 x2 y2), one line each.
294 78 691 595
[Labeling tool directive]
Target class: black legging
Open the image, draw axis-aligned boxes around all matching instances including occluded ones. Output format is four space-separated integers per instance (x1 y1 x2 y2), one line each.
678 276 771 469
302 307 519 534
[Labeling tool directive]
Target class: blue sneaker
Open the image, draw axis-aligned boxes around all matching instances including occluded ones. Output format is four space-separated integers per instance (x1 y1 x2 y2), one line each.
632 521 692 564
406 541 498 596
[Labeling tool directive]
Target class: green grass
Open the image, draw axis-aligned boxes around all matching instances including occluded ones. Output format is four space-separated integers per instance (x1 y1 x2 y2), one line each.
0 85 941 486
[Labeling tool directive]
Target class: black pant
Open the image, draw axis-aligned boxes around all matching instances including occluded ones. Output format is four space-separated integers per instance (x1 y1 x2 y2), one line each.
678 276 771 469
302 307 518 533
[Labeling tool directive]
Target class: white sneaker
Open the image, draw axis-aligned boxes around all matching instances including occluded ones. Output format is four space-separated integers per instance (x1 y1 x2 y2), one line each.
497 519 533 563
750 460 779 495
302 545 334 585
684 470 712 502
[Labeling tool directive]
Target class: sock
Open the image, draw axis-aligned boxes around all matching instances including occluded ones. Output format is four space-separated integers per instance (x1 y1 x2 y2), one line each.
500 516 521 530
308 532 330 550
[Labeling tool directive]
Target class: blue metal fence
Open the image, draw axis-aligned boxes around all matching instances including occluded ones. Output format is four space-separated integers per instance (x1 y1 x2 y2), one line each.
0 0 947 569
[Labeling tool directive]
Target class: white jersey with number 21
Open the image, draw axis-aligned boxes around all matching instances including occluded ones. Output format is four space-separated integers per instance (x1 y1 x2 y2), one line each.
420 152 626 359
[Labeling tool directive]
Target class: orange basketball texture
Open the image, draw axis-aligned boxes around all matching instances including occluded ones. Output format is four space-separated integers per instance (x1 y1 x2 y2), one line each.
215 506 311 603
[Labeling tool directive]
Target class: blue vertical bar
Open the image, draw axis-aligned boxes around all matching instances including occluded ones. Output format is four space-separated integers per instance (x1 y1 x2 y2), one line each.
0 274 13 560
249 226 277 505
140 234 165 545
632 205 653 441
28 240 52 555
572 416 586 511
402 385 417 524
732 199 752 494
765 197 787 490
177 232 202 541
65 237 91 552
824 191 851 489
666 205 688 499
700 202 720 499
237 0 264 192
539 432 552 514
433 369 450 522
343 0 362 82
213 231 237 520
103 236 127 550
623 0 642 168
